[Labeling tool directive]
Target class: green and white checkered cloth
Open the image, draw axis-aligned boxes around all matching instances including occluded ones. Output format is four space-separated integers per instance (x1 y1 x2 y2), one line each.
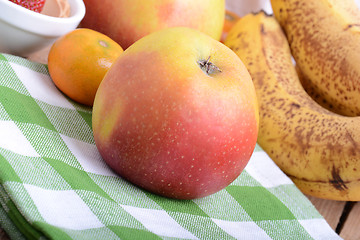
0 53 341 240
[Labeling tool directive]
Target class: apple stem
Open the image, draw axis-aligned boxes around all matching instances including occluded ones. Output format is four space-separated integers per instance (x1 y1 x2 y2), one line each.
198 56 222 75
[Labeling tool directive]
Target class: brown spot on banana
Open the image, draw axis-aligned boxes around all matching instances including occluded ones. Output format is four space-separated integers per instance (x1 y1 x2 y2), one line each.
288 171 352 191
345 23 360 30
331 165 348 191
296 65 339 113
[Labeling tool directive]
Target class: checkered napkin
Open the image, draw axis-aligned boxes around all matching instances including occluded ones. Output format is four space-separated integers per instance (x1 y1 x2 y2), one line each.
0 53 341 240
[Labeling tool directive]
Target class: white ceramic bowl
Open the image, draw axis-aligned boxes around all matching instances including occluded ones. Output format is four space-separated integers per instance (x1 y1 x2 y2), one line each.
0 0 85 57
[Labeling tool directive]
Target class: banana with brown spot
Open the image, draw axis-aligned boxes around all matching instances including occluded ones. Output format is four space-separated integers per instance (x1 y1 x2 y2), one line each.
271 0 360 116
224 11 360 201
295 65 340 115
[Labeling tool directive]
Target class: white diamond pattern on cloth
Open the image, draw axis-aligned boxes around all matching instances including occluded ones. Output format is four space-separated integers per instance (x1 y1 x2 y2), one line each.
10 62 75 110
121 205 198 239
212 218 271 239
245 151 294 188
0 120 39 157
299 219 344 240
24 184 104 230
60 134 118 177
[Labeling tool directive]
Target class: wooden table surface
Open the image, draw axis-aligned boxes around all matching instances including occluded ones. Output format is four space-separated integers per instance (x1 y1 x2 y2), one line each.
1 47 358 240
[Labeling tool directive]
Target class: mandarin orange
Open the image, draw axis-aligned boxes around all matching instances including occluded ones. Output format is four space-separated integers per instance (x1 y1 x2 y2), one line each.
48 28 123 106
220 10 240 42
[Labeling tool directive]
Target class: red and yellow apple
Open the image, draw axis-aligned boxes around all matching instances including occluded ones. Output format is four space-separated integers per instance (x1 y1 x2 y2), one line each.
80 0 225 49
92 27 259 199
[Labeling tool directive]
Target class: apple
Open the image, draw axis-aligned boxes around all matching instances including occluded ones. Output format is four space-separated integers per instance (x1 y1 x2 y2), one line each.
92 27 259 199
80 0 225 49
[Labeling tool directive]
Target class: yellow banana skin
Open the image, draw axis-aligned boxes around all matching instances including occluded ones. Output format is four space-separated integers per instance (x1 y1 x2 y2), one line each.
295 65 339 115
270 0 360 117
224 12 360 201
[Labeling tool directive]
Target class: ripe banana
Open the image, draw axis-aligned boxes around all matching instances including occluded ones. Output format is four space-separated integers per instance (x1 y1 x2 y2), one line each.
295 65 339 115
271 0 360 117
224 11 360 201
